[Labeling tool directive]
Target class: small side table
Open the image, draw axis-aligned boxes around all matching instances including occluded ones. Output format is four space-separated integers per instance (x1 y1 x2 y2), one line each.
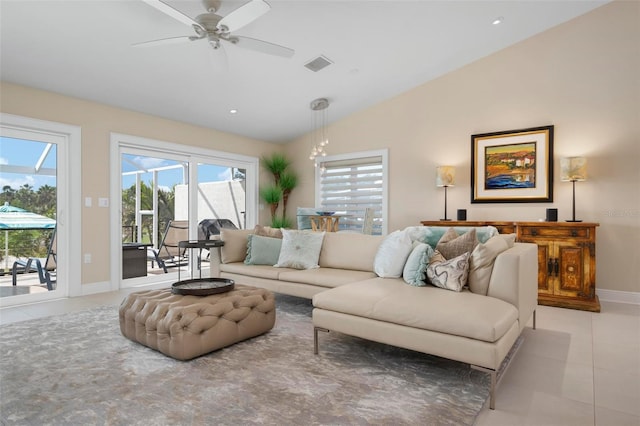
310 215 342 232
177 240 225 283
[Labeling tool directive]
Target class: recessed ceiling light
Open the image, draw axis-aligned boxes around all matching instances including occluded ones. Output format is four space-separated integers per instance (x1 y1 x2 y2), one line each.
229 109 238 114
492 16 504 25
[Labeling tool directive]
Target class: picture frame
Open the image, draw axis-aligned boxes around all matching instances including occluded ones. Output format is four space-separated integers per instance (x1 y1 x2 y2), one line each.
471 125 554 203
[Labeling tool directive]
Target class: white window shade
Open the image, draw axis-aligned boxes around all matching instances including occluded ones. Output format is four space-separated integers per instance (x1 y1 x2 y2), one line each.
316 152 387 235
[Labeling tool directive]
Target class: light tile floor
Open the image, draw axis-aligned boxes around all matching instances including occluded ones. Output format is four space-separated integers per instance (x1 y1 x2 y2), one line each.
1 292 638 425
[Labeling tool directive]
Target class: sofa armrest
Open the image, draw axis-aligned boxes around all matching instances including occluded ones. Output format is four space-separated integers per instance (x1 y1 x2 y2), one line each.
486 242 538 331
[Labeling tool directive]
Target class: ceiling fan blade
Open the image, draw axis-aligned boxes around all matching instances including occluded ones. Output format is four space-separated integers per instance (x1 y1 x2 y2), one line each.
231 36 294 58
132 35 196 48
217 0 270 33
141 0 205 34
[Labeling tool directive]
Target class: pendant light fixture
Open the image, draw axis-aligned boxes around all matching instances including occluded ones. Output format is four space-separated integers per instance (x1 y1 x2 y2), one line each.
309 97 329 167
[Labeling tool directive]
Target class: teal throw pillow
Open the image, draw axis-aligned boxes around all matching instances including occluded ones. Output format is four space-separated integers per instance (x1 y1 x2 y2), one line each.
402 242 435 286
244 234 283 265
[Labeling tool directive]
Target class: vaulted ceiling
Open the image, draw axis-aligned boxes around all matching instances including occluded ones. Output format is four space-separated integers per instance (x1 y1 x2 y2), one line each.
0 0 608 143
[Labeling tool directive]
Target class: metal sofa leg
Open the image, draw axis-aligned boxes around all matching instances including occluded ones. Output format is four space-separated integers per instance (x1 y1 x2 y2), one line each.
533 309 537 330
471 365 497 410
313 327 329 354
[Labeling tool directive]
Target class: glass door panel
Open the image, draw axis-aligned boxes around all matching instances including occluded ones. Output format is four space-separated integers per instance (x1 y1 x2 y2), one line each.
120 152 189 286
0 136 58 298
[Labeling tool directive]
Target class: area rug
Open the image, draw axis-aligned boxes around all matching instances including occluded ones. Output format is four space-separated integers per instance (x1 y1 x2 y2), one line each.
0 294 512 425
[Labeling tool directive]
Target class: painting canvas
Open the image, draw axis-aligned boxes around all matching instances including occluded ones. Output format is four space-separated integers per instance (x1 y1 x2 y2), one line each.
484 142 537 189
471 125 553 203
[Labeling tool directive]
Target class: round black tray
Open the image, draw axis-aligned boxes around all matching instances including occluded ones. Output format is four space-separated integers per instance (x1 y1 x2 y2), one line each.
171 278 235 296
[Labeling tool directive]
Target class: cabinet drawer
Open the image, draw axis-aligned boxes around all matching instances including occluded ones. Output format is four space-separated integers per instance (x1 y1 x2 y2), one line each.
519 226 591 240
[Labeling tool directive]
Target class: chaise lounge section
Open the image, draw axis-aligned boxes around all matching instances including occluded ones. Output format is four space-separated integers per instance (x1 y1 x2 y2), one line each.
209 226 538 408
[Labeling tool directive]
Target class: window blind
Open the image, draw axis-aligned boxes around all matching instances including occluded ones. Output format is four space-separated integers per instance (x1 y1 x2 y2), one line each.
318 155 383 234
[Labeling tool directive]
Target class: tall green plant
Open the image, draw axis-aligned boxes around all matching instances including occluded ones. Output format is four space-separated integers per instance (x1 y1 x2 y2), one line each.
260 153 297 228
260 185 282 221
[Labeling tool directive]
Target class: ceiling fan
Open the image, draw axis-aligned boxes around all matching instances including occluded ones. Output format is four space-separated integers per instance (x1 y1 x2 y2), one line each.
135 0 294 58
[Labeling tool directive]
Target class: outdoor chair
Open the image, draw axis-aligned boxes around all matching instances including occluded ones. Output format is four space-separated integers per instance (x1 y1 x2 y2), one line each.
198 219 238 240
148 220 189 273
11 228 57 291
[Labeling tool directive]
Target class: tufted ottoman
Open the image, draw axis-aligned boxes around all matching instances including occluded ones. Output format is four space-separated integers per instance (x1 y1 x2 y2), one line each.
119 285 275 360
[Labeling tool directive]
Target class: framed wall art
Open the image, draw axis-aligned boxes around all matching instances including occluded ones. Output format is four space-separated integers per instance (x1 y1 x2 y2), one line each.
471 125 554 203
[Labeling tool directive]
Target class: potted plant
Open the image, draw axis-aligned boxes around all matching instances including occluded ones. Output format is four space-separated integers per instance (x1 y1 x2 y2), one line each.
261 153 297 228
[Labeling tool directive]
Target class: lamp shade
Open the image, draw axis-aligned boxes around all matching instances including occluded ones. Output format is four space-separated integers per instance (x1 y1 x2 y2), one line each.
560 157 587 182
436 166 455 187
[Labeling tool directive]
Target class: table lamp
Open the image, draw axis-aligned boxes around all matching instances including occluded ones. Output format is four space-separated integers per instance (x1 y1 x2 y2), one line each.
560 157 587 222
436 166 455 221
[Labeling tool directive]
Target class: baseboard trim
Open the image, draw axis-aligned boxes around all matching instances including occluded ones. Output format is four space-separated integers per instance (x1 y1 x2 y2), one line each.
80 280 112 296
596 289 640 305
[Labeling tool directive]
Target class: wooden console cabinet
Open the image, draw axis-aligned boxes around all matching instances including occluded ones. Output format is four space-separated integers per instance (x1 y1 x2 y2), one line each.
419 220 600 312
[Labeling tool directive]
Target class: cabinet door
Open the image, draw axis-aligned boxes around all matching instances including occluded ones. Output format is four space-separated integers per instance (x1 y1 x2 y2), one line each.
555 242 592 299
533 240 554 295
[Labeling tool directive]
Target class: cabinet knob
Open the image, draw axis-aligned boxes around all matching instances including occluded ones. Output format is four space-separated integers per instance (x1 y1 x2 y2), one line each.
571 230 578 237
547 259 554 275
531 229 538 236
554 259 559 276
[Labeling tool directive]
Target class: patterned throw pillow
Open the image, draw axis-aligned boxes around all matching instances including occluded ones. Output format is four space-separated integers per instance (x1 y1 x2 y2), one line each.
244 234 283 265
274 229 325 269
426 250 471 292
435 228 478 260
402 242 435 286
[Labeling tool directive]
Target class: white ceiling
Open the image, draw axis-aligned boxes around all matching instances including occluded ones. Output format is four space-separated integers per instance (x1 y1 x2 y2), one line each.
0 0 608 143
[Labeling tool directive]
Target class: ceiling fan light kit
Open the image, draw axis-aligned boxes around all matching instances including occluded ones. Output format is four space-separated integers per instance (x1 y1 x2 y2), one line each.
136 0 294 58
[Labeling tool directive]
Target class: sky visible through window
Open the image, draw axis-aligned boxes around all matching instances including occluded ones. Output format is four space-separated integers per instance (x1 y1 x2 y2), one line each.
0 137 234 191
0 137 57 190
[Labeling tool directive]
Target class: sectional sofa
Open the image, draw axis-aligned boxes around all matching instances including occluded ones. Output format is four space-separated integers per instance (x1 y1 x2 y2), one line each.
209 226 538 409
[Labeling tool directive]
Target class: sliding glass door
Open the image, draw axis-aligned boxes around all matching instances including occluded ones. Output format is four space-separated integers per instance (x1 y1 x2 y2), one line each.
0 113 81 307
111 133 257 289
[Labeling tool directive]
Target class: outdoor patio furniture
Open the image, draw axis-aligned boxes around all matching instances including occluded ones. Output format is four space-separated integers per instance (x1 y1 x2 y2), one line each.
11 228 57 291
147 220 189 273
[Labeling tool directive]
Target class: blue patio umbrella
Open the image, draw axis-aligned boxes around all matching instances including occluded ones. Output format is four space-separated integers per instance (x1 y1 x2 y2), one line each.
0 202 56 269
0 202 56 230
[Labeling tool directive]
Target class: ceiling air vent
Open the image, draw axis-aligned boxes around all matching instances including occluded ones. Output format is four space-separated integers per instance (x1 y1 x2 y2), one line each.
304 55 333 72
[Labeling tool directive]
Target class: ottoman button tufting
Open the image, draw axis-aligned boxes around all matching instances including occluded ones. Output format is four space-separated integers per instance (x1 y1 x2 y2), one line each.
119 285 276 360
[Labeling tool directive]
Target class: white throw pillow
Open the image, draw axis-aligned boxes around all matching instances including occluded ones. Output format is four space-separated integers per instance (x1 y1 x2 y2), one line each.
374 229 413 278
274 229 325 270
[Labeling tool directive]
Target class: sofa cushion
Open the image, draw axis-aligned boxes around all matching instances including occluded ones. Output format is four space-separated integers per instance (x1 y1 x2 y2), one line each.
405 226 499 249
244 234 282 265
318 232 382 272
426 251 470 292
278 268 377 289
435 228 478 259
274 229 325 270
402 242 434 286
220 262 293 280
313 278 518 343
373 229 413 277
220 229 253 264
